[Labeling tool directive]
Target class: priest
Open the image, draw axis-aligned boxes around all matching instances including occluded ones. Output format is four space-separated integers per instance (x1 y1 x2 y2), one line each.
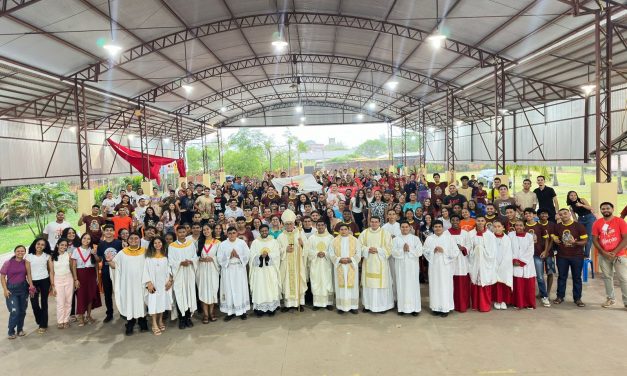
448 215 472 313
358 216 394 313
277 209 308 312
391 220 423 316
249 224 282 317
329 223 361 314
423 220 459 317
217 227 251 321
168 226 198 329
306 221 335 310
107 232 148 335
468 216 497 312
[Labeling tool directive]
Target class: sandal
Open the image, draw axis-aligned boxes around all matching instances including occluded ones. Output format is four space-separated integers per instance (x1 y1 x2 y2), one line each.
553 298 563 305
159 324 166 332
58 324 65 330
37 328 47 334
17 331 26 337
152 326 162 336
63 322 70 329
202 316 210 324
8 334 16 340
575 300 586 307
78 317 85 327
210 315 217 322
87 316 96 324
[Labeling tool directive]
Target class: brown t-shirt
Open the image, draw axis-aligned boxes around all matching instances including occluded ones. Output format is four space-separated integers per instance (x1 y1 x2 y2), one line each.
428 181 448 201
524 222 548 257
553 221 588 258
485 214 505 233
83 215 105 243
493 197 518 216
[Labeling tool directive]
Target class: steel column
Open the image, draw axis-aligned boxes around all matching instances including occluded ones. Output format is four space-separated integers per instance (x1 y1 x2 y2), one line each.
595 9 613 183
494 61 506 175
583 96 590 163
401 118 408 168
200 125 208 174
138 104 149 181
216 127 224 172
72 80 90 189
419 107 426 169
470 122 475 163
388 122 393 168
445 89 455 172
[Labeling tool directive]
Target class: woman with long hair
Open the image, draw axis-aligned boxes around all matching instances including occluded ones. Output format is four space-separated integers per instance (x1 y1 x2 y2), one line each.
566 190 595 258
61 227 81 249
177 188 195 225
438 207 452 230
26 238 53 333
297 194 310 216
118 228 130 248
325 208 340 233
368 190 387 222
143 237 172 335
50 238 73 329
213 224 225 241
196 225 221 323
251 217 263 240
143 206 160 228
1 245 34 339
350 189 368 232
161 202 179 234
70 233 101 326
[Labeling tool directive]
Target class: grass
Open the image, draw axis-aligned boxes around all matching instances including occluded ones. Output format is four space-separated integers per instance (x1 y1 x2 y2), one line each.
0 211 80 255
2 166 626 254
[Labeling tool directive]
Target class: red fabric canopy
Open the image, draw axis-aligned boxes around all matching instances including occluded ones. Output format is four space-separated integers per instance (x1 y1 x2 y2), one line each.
107 138 186 184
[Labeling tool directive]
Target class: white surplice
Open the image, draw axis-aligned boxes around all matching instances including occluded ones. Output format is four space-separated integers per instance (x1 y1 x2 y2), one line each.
358 228 394 312
277 230 308 307
217 238 250 316
329 235 361 311
423 232 459 313
168 239 198 315
306 231 335 307
493 234 514 289
196 239 221 305
382 221 401 300
249 236 282 312
392 234 423 313
509 233 536 278
142 255 173 314
111 248 146 320
468 230 497 286
449 229 471 276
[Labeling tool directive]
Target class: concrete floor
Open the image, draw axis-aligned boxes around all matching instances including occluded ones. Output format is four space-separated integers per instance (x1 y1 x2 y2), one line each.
1 278 625 376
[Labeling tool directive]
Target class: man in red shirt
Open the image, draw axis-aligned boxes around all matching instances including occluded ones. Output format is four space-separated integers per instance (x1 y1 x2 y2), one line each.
427 173 448 202
592 202 627 309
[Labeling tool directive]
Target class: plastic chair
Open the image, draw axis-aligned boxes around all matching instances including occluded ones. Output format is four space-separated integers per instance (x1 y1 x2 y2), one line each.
582 258 594 282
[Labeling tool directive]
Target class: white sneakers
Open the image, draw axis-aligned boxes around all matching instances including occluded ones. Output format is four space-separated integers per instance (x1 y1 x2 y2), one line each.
493 302 508 310
601 298 616 308
541 297 551 307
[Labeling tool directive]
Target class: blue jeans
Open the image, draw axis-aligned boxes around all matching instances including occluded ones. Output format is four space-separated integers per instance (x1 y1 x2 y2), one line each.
556 257 584 301
533 256 548 298
577 214 595 258
5 282 28 336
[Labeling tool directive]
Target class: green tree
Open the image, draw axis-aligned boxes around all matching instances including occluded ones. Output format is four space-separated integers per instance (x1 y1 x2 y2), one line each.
0 183 77 237
186 146 204 174
355 139 387 158
325 142 348 151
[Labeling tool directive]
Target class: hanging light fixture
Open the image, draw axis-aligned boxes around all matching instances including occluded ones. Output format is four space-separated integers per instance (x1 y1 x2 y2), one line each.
300 116 306 122
103 1 122 56
385 80 399 90
220 106 227 113
240 118 247 124
498 109 509 115
295 105 303 113
581 84 595 96
428 127 435 133
427 0 447 49
271 21 288 50
357 113 365 121
368 102 377 110
455 120 463 126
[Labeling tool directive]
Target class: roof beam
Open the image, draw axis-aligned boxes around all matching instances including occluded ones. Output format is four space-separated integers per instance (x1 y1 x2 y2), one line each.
0 0 42 17
67 11 508 82
174 76 421 121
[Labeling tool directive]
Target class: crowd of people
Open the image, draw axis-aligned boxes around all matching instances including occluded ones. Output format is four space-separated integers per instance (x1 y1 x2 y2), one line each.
2 168 626 340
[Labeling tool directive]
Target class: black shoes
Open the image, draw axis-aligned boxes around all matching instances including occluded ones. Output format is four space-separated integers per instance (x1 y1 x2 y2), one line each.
255 310 264 317
299 306 305 312
268 310 276 317
224 315 234 322
281 307 290 313
240 314 248 320
178 319 186 329
103 315 113 323
326 305 334 311
138 318 149 332
125 320 135 336
411 312 420 317
350 309 358 314
312 306 320 311
185 317 194 328
337 310 345 314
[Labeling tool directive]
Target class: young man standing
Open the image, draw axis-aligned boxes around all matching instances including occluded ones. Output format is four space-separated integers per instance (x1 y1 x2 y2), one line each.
218 227 251 320
537 209 556 299
493 185 518 217
248 225 280 317
43 210 71 250
194 187 214 225
442 185 467 210
592 202 627 309
306 221 335 310
487 177 502 203
224 199 244 220
423 220 459 317
523 208 551 307
96 225 123 323
330 223 361 314
101 191 117 222
484 203 503 232
78 205 105 245
168 226 198 328
534 175 559 222
448 215 471 313
552 209 587 307
515 179 538 212
359 216 394 313
392 221 423 316
427 173 448 202
457 176 473 203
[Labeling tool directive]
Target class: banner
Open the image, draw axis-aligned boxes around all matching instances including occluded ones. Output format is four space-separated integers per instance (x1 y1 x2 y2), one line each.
272 174 322 193
106 138 186 185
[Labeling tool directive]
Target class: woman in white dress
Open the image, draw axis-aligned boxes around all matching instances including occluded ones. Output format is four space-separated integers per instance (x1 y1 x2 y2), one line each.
142 237 173 335
196 224 221 323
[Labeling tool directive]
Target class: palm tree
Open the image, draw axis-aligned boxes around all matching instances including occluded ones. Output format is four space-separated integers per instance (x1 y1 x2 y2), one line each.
0 183 77 237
